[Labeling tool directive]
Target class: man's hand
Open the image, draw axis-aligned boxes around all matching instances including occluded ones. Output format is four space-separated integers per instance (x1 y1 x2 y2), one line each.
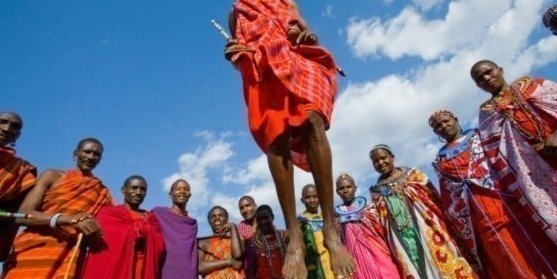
74 218 102 236
215 223 236 236
224 39 252 61
287 24 317 45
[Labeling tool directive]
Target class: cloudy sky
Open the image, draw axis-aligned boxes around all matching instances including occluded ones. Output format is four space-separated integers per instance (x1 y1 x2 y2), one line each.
2 0 556 236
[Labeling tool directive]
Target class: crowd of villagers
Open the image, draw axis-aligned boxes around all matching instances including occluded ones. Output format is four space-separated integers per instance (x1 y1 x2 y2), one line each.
1 1 557 279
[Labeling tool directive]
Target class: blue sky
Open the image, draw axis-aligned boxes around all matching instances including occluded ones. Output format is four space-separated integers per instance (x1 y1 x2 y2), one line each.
2 0 556 236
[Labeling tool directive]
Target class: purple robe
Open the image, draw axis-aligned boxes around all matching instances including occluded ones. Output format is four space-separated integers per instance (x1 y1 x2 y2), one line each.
152 207 198 279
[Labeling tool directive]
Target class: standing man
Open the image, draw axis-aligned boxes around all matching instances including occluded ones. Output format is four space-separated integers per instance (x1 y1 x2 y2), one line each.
2 138 113 279
0 112 37 261
237 196 257 241
226 1 354 277
470 60 557 245
82 175 165 279
297 184 334 279
198 206 244 278
152 179 198 279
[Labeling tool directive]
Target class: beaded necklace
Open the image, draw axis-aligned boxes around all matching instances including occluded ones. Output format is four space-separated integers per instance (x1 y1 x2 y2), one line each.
491 77 547 144
371 168 414 231
334 197 367 223
371 168 408 196
255 230 284 279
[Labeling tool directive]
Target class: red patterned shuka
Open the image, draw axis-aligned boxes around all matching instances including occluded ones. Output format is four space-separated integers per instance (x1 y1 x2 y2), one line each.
230 0 339 171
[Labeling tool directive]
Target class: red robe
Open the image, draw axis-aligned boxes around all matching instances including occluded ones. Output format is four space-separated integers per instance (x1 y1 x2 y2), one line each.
82 205 165 279
231 0 339 170
434 130 557 277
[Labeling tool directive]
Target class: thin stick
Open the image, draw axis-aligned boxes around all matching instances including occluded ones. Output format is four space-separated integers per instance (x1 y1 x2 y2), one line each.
0 210 32 219
64 233 83 279
211 19 231 40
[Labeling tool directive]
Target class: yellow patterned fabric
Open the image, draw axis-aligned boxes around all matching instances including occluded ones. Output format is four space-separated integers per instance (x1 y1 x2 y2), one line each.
299 212 334 279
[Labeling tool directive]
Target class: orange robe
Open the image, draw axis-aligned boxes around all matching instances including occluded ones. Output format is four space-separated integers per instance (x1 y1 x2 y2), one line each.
0 146 36 261
2 169 112 279
201 236 245 279
231 0 339 170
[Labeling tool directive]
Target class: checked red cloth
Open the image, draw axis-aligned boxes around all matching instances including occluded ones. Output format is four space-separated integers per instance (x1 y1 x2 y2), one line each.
231 0 339 171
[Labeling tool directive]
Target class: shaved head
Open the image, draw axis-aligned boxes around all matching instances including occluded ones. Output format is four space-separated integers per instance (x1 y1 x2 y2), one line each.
238 195 255 205
0 112 23 125
470 60 499 76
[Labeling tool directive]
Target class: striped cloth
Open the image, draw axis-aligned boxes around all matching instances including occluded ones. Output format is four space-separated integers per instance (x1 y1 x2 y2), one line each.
478 77 557 245
231 0 339 170
0 146 36 202
0 146 36 261
2 169 112 279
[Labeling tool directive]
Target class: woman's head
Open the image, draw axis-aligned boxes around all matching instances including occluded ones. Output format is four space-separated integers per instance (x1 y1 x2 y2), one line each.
470 60 507 95
428 109 463 143
335 173 357 204
369 144 395 176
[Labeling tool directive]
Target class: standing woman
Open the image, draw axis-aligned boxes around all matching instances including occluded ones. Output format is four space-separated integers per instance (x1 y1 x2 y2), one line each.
430 109 557 278
369 145 475 279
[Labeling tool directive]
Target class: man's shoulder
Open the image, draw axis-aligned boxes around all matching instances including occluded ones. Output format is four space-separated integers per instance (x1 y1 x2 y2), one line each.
151 206 167 214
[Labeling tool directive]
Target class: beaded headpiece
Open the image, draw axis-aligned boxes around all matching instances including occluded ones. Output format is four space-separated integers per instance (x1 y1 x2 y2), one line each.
369 144 393 158
335 173 355 186
428 109 456 128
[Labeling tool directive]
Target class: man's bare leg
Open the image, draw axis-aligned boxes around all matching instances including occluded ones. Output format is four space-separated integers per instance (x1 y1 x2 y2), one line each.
304 111 355 278
266 133 307 279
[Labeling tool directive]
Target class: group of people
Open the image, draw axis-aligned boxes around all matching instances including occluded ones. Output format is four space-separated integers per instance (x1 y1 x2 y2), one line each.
223 0 556 278
2 0 556 278
329 60 556 279
0 129 199 278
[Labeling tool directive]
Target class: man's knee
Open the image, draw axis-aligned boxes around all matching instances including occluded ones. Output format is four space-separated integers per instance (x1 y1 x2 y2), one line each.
306 111 325 133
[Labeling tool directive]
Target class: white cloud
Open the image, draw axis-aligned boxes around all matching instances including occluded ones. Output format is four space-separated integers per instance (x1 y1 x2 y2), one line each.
413 0 444 11
346 0 514 60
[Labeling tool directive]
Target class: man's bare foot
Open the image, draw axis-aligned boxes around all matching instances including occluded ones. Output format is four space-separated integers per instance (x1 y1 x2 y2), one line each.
282 230 307 279
325 234 355 278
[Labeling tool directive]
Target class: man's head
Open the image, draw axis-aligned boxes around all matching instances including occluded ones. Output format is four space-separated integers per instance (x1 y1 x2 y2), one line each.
255 205 275 235
0 112 23 147
335 174 357 205
470 60 507 95
73 138 104 175
301 184 319 214
238 195 257 221
121 175 148 210
543 5 557 35
169 179 191 206
207 206 229 233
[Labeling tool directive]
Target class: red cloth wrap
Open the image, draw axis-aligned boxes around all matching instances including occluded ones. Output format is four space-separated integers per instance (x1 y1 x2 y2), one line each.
82 205 165 279
232 0 339 171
